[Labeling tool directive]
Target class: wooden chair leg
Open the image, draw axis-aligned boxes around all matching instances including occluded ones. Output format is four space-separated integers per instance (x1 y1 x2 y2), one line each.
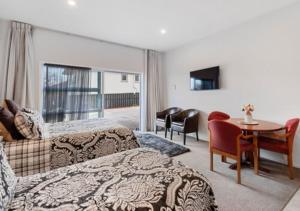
221 156 227 163
170 129 173 140
253 149 258 175
183 133 186 145
210 152 214 171
237 158 241 184
257 148 260 173
164 128 168 138
288 153 294 179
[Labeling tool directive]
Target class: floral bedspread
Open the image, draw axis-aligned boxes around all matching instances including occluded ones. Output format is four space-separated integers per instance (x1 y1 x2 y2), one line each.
49 127 140 170
9 148 218 211
5 119 139 176
46 118 124 137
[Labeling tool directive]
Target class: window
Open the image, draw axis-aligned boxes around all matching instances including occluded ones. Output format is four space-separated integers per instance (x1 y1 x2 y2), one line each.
121 73 128 82
134 74 140 82
42 64 103 123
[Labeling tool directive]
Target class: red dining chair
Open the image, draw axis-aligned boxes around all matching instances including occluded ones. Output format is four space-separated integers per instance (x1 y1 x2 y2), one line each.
258 118 299 179
208 111 231 163
208 111 230 121
208 120 258 184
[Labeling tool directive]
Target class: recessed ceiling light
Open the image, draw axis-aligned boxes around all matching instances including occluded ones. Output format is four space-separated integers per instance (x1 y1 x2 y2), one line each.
68 0 77 7
160 29 167 35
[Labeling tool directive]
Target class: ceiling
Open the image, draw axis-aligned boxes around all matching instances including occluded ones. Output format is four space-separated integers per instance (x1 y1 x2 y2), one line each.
0 0 299 51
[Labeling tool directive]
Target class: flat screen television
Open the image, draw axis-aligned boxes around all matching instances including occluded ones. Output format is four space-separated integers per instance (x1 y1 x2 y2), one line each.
190 66 220 90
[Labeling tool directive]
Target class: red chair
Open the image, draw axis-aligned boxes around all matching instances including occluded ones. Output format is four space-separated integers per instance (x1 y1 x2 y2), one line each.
208 120 258 184
208 111 230 121
208 111 231 163
258 118 299 179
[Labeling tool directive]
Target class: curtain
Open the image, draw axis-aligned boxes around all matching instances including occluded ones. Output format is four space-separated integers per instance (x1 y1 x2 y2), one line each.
2 21 35 108
146 50 162 131
43 65 93 123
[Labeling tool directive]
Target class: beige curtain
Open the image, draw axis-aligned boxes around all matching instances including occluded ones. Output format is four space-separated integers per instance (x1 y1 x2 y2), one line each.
2 21 34 108
146 49 162 131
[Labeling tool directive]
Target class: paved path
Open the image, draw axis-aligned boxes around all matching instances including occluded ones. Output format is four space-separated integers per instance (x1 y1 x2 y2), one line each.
104 106 140 130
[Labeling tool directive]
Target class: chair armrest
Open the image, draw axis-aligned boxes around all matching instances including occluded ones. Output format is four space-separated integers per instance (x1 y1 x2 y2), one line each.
171 112 183 122
259 130 290 140
184 114 199 129
241 134 256 140
240 134 258 147
156 111 166 118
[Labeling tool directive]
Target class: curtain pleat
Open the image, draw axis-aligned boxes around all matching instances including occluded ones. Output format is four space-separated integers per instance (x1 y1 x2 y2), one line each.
146 50 162 131
43 65 92 123
3 21 34 108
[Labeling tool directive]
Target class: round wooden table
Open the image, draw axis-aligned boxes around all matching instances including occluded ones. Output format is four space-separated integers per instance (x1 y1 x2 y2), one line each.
226 118 284 133
225 118 284 170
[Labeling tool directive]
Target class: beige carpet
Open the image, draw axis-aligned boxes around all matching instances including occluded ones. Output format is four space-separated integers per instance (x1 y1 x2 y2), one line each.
155 131 300 211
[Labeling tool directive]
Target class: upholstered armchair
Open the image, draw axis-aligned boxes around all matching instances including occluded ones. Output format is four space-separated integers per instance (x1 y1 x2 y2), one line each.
170 109 199 145
208 111 231 163
155 107 182 138
208 111 230 121
208 120 258 184
257 118 299 179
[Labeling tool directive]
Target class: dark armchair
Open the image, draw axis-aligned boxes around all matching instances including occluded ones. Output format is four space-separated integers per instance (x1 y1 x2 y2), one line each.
155 107 182 138
170 109 200 145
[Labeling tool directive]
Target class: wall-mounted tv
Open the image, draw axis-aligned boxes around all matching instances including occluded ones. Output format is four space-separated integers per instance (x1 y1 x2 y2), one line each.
190 66 220 90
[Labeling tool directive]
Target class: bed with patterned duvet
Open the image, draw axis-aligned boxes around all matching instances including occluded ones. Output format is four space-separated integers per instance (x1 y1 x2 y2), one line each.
4 147 217 211
4 119 140 177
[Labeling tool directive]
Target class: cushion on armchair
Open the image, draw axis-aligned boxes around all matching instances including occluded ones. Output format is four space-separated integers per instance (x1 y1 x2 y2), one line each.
0 139 17 210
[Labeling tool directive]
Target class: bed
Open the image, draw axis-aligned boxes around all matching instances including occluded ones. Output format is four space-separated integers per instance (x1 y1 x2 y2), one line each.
4 119 140 176
8 148 218 211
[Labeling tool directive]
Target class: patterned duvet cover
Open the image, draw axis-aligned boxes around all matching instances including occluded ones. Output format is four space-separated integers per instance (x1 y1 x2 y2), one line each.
9 148 218 211
4 119 140 176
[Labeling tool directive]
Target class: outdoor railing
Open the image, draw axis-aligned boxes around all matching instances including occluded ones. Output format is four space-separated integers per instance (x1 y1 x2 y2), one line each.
104 93 139 109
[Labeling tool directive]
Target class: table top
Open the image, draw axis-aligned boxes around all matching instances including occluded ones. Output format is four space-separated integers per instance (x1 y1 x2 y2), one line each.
226 118 285 132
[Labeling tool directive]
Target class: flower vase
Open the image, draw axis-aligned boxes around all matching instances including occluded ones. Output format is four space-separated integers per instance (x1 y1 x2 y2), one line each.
244 114 253 123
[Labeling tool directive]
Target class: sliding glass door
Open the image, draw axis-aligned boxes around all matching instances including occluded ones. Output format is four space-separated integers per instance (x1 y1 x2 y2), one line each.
42 64 103 123
42 64 141 130
103 71 140 130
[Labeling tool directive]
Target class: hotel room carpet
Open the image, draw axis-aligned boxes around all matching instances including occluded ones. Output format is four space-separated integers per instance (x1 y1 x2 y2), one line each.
155 131 300 211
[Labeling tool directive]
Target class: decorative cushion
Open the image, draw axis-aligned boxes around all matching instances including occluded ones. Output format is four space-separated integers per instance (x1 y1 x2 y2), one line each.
0 138 17 210
14 110 46 140
0 123 14 142
0 107 24 140
4 100 20 115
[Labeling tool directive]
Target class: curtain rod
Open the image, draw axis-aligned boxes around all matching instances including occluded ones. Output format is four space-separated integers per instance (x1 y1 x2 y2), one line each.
44 63 91 70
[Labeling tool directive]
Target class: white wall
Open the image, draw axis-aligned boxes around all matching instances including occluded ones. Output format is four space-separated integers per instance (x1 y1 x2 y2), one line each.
103 72 140 94
33 28 145 109
162 4 300 167
0 19 145 108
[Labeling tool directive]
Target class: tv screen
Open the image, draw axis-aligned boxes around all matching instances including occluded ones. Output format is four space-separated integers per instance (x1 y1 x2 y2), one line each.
190 66 220 90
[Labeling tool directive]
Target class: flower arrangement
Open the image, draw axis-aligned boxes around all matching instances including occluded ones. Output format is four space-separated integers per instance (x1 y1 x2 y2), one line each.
242 104 254 123
242 104 254 115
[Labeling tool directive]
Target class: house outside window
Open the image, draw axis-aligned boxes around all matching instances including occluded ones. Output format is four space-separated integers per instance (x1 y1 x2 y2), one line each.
135 74 140 82
121 73 128 82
